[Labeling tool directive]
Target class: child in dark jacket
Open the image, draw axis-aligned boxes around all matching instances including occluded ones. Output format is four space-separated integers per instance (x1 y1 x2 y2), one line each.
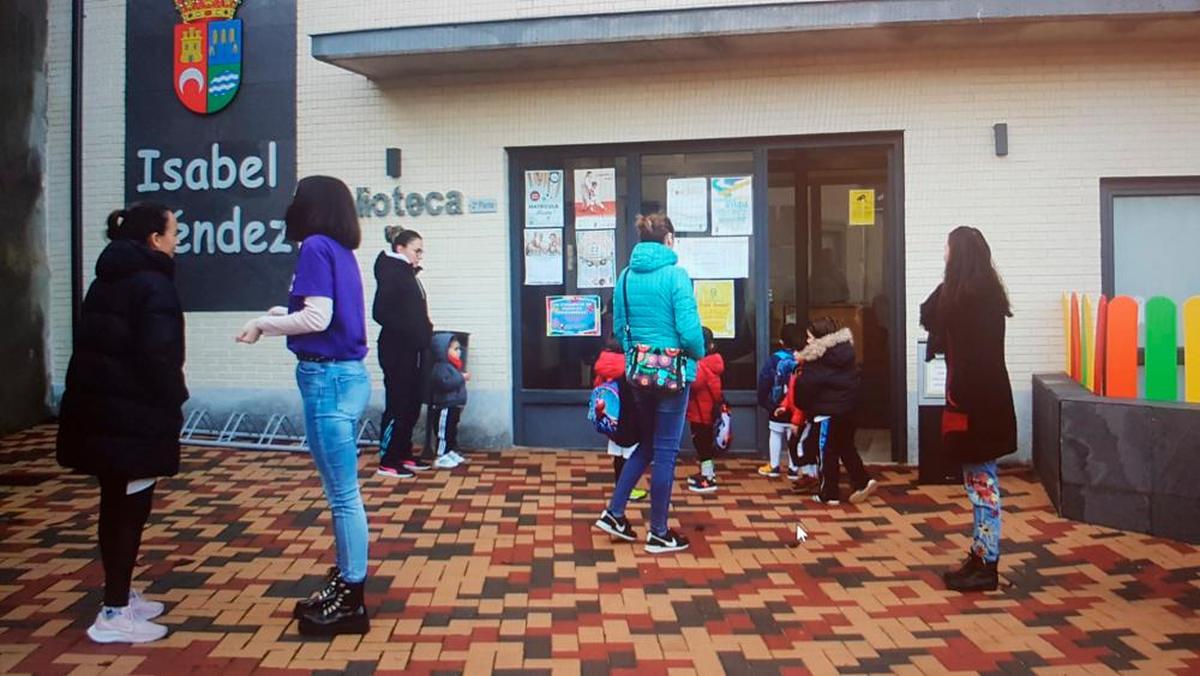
793 317 879 504
430 334 469 469
593 338 647 501
757 323 804 479
686 327 725 493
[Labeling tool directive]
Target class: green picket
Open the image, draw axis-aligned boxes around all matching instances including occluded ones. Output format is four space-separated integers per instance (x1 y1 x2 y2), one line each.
1144 296 1178 402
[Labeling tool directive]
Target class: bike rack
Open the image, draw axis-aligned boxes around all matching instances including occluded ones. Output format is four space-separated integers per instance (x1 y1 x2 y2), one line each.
178 408 382 453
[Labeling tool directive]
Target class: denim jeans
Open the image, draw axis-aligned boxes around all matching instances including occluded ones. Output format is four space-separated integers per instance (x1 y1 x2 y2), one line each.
608 384 689 536
296 360 371 583
963 460 1001 563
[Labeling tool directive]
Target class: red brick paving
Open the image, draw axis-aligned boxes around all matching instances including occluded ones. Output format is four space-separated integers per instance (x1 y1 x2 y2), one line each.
0 424 1197 674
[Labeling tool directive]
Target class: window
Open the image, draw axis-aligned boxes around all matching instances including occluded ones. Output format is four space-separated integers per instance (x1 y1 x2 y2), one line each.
1102 178 1200 336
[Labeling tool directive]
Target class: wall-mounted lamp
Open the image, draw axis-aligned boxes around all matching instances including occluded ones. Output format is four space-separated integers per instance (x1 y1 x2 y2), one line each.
993 123 1008 157
385 147 402 177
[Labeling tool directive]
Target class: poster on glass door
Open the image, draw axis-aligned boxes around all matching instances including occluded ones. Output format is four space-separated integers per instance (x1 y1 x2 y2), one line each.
524 229 563 285
525 170 564 228
576 229 615 288
710 176 753 236
573 168 616 229
667 177 708 232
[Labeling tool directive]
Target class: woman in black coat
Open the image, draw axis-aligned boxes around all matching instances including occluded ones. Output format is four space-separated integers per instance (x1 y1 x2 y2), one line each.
57 203 187 643
920 226 1016 593
373 227 434 477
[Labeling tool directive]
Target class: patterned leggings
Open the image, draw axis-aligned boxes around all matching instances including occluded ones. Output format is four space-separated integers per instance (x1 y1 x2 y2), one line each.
963 461 1001 563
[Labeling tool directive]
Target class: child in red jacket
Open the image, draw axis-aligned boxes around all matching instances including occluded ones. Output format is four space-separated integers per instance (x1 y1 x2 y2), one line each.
593 337 647 501
686 327 726 493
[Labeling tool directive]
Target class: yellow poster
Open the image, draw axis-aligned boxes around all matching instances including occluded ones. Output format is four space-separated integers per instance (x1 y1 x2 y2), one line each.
849 189 875 226
694 280 736 339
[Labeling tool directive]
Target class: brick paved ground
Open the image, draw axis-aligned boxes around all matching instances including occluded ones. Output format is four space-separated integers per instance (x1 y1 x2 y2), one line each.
0 424 1197 674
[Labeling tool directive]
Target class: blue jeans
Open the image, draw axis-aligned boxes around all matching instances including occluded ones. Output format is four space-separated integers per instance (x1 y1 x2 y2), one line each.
608 385 689 536
296 360 371 583
963 461 1001 563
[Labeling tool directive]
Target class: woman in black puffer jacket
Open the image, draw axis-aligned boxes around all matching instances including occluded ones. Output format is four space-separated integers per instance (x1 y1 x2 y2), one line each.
57 203 187 645
793 316 878 505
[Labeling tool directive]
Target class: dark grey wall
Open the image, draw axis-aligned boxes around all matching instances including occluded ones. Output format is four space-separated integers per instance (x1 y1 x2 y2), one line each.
0 0 51 434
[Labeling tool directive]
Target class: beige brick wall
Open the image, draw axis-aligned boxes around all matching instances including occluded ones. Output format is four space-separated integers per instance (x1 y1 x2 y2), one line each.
48 2 1200 456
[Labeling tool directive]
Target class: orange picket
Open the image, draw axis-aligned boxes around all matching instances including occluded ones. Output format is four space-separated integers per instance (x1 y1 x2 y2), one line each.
1105 296 1138 398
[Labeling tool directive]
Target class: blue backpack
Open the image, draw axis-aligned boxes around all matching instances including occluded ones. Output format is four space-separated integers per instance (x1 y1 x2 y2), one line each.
588 380 622 436
769 351 797 406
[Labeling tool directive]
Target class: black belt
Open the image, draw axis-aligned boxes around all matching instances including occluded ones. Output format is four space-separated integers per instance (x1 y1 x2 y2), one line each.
297 353 337 363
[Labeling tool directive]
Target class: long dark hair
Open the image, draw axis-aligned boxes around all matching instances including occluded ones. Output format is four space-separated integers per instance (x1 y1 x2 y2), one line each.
940 226 1012 317
106 202 171 242
285 175 361 249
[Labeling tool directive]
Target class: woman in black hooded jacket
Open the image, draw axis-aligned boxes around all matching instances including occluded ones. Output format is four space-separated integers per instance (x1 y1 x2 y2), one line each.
57 203 187 644
920 226 1016 593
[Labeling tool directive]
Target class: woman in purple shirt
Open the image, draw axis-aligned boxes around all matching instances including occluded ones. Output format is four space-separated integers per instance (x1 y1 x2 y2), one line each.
237 176 371 637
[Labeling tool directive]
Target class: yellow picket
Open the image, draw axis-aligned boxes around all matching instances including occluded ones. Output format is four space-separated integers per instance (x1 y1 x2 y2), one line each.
1184 295 1200 404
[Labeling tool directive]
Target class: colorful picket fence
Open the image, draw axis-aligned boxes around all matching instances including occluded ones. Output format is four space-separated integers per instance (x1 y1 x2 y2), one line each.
1064 292 1200 403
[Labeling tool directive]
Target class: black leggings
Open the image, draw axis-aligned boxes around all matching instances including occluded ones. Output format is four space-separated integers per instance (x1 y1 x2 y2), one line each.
379 345 424 467
98 477 155 607
689 422 717 464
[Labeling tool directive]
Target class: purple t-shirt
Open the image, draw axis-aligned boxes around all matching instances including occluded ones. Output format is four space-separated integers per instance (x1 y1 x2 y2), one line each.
286 234 368 361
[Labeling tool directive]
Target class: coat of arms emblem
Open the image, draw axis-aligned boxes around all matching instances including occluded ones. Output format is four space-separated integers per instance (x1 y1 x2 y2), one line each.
173 0 243 114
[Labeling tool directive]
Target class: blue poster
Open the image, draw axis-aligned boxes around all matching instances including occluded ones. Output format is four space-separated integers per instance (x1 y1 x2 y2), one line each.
546 295 601 337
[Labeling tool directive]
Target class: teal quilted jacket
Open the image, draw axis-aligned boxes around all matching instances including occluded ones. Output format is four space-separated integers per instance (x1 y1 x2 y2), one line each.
614 242 706 382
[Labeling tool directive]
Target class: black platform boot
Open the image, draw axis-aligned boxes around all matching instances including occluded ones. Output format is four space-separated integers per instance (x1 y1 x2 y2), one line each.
942 553 982 588
293 566 340 620
946 556 999 592
297 576 369 637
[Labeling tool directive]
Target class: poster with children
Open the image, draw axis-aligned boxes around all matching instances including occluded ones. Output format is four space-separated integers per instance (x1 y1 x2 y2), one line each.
525 170 564 228
576 230 615 288
573 168 616 229
523 229 563 285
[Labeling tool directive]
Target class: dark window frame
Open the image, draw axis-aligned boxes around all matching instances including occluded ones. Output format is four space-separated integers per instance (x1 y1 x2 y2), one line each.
508 132 906 460
1100 176 1200 298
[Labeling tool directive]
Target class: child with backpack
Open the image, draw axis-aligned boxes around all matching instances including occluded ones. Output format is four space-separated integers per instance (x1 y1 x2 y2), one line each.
686 327 726 493
792 317 879 505
757 323 805 479
591 337 647 501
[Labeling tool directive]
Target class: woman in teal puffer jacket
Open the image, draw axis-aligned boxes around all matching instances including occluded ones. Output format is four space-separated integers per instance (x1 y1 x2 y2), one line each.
594 213 705 554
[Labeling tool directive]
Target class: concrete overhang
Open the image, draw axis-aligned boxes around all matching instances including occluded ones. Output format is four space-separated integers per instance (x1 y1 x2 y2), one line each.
311 0 1200 80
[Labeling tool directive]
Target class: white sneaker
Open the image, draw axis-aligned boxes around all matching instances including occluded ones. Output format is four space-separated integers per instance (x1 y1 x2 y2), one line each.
86 606 168 644
449 451 467 464
128 589 164 621
434 454 460 469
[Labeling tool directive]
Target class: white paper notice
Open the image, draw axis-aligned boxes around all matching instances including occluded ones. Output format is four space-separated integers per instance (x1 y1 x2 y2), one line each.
673 236 749 279
525 170 564 228
710 176 753 236
523 229 563 285
576 230 615 288
667 177 708 232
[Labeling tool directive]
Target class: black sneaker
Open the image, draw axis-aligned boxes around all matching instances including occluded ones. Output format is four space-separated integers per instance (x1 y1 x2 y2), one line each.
645 529 690 554
687 474 718 493
787 467 801 481
594 510 637 542
376 464 415 479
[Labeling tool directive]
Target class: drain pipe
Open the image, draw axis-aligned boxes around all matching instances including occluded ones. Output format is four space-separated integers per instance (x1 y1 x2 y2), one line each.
70 0 83 347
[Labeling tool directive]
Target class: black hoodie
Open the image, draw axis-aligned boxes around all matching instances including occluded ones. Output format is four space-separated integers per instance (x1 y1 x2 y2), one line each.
372 251 432 352
792 328 860 417
57 239 188 479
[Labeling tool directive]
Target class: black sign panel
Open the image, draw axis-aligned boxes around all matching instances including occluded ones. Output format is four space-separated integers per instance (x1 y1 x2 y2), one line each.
125 1 297 311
